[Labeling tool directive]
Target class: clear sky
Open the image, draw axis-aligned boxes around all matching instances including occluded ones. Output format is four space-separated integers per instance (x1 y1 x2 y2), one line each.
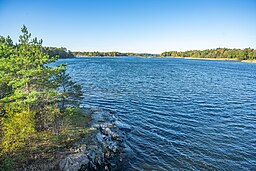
0 0 255 53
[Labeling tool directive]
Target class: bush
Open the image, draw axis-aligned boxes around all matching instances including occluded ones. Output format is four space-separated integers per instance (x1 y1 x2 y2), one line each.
1 111 35 155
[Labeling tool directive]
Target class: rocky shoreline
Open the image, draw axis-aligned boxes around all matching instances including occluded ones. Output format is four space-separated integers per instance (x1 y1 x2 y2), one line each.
59 107 130 171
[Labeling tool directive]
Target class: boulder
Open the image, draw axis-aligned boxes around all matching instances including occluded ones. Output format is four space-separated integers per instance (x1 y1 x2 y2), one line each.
59 153 89 171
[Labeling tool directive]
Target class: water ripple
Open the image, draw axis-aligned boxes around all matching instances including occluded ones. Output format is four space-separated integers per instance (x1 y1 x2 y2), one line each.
54 57 256 170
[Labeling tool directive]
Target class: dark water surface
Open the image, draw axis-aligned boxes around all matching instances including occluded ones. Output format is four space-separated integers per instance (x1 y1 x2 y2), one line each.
55 57 256 170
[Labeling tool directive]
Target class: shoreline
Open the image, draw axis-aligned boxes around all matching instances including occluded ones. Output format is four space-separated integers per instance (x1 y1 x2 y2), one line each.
18 107 125 171
58 107 125 171
72 56 256 64
241 59 256 63
158 56 256 63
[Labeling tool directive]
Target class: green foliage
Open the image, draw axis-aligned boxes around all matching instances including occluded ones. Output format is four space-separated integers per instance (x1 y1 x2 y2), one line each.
44 47 74 58
63 106 85 125
73 51 122 57
0 25 84 169
72 48 256 60
55 67 83 112
1 111 35 154
160 48 256 60
72 51 159 57
0 155 15 171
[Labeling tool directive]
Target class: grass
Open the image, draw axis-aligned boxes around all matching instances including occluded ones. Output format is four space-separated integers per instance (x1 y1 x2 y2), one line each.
0 109 93 171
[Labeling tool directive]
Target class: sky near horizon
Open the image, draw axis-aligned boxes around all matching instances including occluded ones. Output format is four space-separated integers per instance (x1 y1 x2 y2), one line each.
0 0 255 53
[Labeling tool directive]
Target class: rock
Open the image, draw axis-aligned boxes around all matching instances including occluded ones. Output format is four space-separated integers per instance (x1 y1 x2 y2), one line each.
105 165 109 171
88 151 96 162
93 122 116 129
103 127 119 140
96 133 105 143
104 151 111 159
89 161 97 170
110 144 118 153
79 165 88 171
104 127 112 135
80 146 87 153
59 153 89 171
67 107 125 171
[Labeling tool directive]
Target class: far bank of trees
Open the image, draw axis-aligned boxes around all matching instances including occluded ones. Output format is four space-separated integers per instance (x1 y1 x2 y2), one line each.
44 47 75 58
57 48 256 60
73 51 122 56
44 47 256 60
72 51 158 57
160 48 256 60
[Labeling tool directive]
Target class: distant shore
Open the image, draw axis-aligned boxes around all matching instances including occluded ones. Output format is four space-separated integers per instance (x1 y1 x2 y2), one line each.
241 59 256 63
74 56 256 64
150 56 256 64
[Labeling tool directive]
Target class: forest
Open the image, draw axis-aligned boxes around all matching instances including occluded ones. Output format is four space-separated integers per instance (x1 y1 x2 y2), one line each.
44 47 75 58
160 48 256 60
72 51 158 57
50 48 256 61
0 26 89 170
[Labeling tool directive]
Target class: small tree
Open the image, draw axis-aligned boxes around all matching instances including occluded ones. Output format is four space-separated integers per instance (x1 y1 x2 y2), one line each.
55 66 83 112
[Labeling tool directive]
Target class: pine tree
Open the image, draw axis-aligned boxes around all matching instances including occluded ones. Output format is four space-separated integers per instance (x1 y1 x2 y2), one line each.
0 25 83 155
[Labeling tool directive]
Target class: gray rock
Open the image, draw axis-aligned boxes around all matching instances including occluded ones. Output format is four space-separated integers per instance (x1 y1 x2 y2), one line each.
105 165 109 171
88 151 96 162
104 127 112 135
70 108 125 170
89 161 97 170
59 153 89 171
96 133 105 142
80 146 87 153
103 127 119 139
93 123 116 129
109 142 118 152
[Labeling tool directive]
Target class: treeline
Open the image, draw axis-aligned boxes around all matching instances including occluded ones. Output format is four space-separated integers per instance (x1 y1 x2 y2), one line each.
160 48 256 60
44 46 75 58
0 26 86 169
73 51 122 56
51 48 256 60
73 51 159 57
125 52 159 57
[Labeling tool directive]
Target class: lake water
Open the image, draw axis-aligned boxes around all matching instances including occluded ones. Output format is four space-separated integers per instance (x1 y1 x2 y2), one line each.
55 57 256 170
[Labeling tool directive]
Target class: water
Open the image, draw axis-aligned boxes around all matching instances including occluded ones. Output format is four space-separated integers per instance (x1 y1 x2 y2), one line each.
54 57 256 170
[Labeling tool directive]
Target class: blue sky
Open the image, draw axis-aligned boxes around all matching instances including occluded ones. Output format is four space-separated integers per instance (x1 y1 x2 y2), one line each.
0 0 255 53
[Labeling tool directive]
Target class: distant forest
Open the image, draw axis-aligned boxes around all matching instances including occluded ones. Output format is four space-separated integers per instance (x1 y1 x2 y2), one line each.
45 47 256 60
44 48 158 58
160 48 256 60
44 47 75 58
72 51 158 57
